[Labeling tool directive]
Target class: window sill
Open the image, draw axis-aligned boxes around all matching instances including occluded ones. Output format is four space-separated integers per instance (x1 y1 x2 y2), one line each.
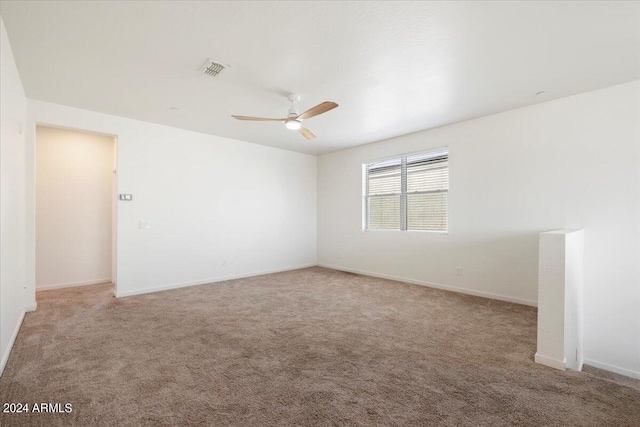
362 229 448 235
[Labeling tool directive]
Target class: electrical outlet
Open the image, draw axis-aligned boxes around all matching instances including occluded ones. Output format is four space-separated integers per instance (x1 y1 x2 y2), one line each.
139 220 150 229
455 266 462 276
222 258 228 267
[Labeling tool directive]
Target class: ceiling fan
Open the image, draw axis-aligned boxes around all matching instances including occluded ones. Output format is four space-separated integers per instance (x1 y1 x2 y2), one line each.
232 94 338 140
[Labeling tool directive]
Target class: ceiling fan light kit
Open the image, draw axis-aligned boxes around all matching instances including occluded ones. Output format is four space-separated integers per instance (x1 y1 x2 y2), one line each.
232 94 338 140
285 120 302 130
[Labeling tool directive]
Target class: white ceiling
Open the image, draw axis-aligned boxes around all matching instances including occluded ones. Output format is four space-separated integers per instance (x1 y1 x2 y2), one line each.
1 1 639 155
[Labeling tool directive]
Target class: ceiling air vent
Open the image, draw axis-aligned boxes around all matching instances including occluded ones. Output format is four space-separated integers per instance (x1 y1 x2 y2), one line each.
199 59 227 77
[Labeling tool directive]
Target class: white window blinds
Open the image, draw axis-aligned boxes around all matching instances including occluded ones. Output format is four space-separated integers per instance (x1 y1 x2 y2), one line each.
365 148 448 232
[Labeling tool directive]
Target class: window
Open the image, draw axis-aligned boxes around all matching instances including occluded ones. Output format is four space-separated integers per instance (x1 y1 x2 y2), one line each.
364 148 448 232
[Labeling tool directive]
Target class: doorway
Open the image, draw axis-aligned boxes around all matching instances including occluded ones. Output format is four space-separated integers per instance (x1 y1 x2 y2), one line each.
35 125 117 294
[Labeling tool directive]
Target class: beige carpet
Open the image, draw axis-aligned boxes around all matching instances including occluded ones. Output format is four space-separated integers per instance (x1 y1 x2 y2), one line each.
1 267 638 426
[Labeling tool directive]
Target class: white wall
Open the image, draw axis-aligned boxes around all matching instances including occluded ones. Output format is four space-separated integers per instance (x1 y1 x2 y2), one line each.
36 126 114 290
25 100 317 300
0 17 28 376
318 81 640 378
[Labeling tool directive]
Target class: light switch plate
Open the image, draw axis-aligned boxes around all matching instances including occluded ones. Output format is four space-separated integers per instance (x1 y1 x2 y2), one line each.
139 220 150 229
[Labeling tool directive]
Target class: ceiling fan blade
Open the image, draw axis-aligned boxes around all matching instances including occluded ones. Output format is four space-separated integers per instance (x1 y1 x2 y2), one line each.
296 102 338 121
231 115 286 122
299 126 316 140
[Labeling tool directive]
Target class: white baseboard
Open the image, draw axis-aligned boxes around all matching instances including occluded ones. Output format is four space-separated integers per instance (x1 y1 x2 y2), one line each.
25 303 37 312
0 310 25 378
535 353 567 371
318 263 538 307
37 278 112 292
583 359 640 379
115 264 317 298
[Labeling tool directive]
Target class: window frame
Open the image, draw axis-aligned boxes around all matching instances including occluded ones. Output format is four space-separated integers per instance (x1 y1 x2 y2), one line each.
362 147 449 234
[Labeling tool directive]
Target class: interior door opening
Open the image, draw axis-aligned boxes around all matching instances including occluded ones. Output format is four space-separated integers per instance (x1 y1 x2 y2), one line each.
35 125 117 296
